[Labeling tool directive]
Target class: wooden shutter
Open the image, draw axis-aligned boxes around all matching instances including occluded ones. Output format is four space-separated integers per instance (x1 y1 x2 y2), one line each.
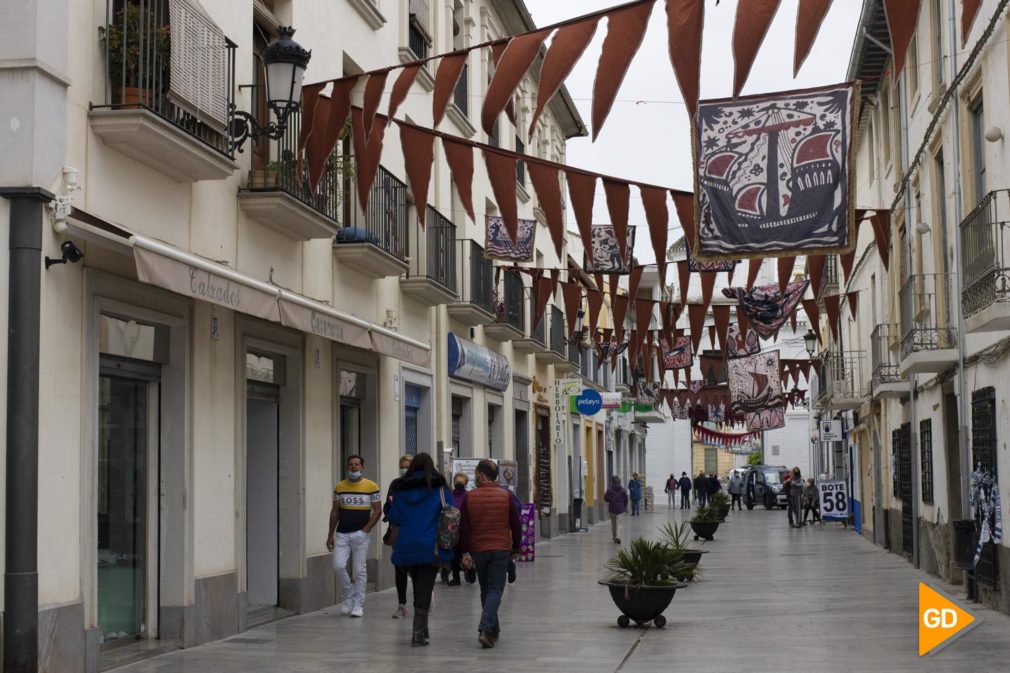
168 0 229 132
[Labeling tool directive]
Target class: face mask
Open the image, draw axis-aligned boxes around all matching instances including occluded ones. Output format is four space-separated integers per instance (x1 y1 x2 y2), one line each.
348 471 362 480
454 482 466 491
399 468 408 476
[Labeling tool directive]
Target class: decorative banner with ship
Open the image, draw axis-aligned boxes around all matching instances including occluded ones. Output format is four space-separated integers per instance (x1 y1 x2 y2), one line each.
728 351 784 416
693 82 858 260
589 224 637 273
726 324 761 358
723 280 809 340
661 336 693 369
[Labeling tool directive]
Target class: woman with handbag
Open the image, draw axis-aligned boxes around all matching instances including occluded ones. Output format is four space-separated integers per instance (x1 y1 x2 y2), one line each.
382 455 413 618
387 452 456 646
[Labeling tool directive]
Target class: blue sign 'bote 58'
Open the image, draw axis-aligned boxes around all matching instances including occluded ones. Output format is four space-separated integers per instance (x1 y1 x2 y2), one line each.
447 332 511 391
575 388 603 416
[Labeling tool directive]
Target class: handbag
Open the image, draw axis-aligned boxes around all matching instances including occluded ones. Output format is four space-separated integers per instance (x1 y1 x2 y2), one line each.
437 488 461 550
382 524 399 547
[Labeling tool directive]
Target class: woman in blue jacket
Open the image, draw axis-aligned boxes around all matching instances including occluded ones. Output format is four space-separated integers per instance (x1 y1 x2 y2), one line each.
628 473 643 516
387 452 454 647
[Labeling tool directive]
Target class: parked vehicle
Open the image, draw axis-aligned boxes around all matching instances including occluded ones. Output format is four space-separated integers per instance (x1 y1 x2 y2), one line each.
742 465 789 510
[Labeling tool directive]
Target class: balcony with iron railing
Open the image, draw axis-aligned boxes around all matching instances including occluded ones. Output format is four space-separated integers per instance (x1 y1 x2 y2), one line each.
814 350 866 411
90 0 238 181
514 290 547 355
239 108 343 240
446 240 495 326
870 323 909 399
334 165 410 277
401 207 458 305
898 273 957 375
960 189 1010 332
819 255 839 301
486 272 525 341
534 303 567 365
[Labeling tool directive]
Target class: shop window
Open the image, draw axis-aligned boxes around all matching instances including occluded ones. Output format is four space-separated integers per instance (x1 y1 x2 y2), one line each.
99 314 167 363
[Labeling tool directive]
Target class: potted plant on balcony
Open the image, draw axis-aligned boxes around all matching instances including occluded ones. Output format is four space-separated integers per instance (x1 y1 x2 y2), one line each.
690 505 722 541
598 537 689 628
99 3 171 108
709 491 731 522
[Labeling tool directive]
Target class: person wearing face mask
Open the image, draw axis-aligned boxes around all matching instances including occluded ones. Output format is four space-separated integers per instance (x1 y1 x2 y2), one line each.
459 460 521 649
440 472 469 586
327 455 381 618
383 455 414 618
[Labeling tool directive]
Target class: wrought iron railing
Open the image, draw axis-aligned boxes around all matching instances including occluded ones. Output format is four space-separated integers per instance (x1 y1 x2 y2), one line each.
516 136 526 186
408 22 429 60
870 323 906 389
899 273 956 359
550 305 565 356
817 350 865 403
453 62 469 117
499 272 525 333
530 291 546 345
960 189 1010 318
568 339 580 364
454 240 494 315
98 0 236 157
820 255 839 299
339 165 409 260
405 207 456 292
247 108 342 220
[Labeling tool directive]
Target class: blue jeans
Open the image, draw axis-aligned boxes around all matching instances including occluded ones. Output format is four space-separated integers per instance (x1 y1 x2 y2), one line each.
631 499 641 515
681 492 690 509
472 550 510 636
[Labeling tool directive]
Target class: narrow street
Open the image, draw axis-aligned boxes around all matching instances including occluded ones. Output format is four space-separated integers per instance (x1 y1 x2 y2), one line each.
115 508 1010 673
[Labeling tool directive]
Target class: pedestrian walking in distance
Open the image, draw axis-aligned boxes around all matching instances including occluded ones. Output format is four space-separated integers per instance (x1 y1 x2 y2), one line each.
728 472 744 510
802 477 821 525
382 455 414 619
786 467 804 528
387 452 455 646
678 472 693 509
459 460 521 649
707 473 721 503
628 473 643 516
605 475 629 543
327 455 381 618
694 472 709 508
440 472 469 586
665 473 678 509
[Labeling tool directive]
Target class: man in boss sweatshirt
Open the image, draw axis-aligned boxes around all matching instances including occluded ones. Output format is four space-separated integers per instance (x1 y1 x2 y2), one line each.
459 460 521 650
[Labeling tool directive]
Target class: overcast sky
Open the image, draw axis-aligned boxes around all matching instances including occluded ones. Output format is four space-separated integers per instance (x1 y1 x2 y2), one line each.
524 0 863 265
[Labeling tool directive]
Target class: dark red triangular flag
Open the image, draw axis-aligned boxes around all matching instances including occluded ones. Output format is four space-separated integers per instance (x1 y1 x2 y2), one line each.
483 150 519 244
397 122 436 226
823 294 841 342
443 138 475 221
733 0 782 97
531 18 600 135
666 0 705 120
794 0 834 76
592 1 656 140
528 162 565 257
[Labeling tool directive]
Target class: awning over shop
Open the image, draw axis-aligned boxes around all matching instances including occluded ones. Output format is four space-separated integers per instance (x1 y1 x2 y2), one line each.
69 209 431 367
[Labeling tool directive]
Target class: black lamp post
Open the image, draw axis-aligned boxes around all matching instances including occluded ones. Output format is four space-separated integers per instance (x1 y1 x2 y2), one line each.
803 329 818 358
231 26 311 151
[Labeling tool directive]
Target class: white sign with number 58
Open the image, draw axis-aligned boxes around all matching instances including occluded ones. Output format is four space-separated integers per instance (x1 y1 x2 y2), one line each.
818 481 849 520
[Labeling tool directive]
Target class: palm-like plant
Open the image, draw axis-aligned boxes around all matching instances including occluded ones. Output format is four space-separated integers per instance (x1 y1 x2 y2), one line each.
709 492 730 508
659 521 692 551
692 505 722 523
605 538 692 588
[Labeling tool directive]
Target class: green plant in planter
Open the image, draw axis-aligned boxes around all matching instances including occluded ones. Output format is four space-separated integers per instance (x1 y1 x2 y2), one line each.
98 4 171 92
604 538 692 588
659 521 692 552
692 505 722 524
709 492 730 508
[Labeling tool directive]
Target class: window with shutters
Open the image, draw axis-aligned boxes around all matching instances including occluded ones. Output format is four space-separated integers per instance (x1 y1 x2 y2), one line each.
971 387 996 473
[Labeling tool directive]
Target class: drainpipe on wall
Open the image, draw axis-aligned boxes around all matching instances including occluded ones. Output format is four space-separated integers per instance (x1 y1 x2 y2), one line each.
947 0 973 597
1 186 53 673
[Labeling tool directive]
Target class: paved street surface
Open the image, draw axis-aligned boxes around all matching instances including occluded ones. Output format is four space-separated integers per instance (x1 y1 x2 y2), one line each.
119 507 1010 673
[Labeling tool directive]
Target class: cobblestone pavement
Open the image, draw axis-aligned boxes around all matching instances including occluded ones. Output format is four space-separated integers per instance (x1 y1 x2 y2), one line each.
116 506 1010 673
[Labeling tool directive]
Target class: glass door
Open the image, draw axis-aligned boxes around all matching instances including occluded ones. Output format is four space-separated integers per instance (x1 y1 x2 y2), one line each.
98 372 158 645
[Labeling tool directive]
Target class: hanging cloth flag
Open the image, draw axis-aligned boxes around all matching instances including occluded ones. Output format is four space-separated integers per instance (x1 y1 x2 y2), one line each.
871 210 891 271
728 351 783 416
589 224 636 273
722 280 809 340
726 323 761 359
485 216 536 262
745 407 786 431
661 335 693 369
694 82 858 261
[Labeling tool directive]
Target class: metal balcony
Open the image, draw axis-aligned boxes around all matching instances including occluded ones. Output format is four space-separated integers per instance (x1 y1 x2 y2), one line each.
485 272 525 341
537 306 569 367
447 240 495 326
513 290 547 355
870 324 908 399
401 207 458 305
819 255 839 300
960 189 1010 332
898 273 958 375
334 165 410 277
814 350 866 411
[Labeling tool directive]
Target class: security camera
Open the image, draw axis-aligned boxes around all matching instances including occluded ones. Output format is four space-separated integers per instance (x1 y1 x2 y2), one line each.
45 240 84 270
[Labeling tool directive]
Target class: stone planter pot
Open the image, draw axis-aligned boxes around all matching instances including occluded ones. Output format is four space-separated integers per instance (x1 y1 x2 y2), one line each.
598 580 687 628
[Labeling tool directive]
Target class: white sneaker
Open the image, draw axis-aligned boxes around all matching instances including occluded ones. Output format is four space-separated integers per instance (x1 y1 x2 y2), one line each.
350 606 364 618
392 604 408 619
340 600 353 615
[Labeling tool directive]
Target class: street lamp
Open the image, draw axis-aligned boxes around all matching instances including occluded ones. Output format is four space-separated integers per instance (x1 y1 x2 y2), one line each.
230 26 311 151
803 329 818 358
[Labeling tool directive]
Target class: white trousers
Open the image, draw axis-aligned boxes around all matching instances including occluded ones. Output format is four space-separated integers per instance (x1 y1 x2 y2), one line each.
333 530 370 608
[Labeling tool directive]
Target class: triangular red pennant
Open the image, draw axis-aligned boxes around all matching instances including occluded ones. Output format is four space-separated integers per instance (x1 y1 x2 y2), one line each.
666 0 705 120
713 305 731 352
483 31 550 136
871 210 891 271
677 260 691 307
671 191 695 254
823 294 841 342
839 249 856 285
882 0 922 76
362 71 389 140
963 0 982 44
483 150 519 244
802 299 823 348
794 0 834 76
700 271 716 310
531 18 600 135
641 186 670 286
587 290 604 336
778 256 795 293
592 1 656 140
528 163 565 257
433 54 468 127
351 108 388 214
568 171 596 258
747 258 762 291
387 65 421 120
397 122 436 226
443 138 475 221
628 265 645 304
603 180 631 264
847 291 859 320
307 77 356 192
688 303 706 354
562 282 584 340
807 255 825 300
613 294 630 343
733 0 782 97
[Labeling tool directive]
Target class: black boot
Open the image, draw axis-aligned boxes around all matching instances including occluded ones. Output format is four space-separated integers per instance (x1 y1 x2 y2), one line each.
412 608 430 647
